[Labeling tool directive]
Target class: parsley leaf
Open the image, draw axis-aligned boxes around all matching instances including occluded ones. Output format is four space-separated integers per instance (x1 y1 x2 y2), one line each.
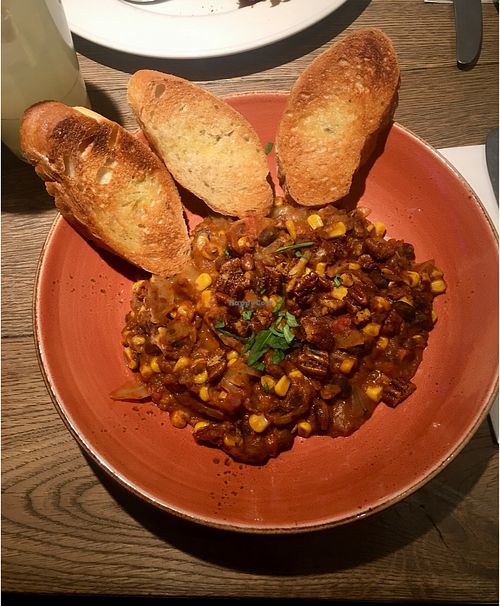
272 297 285 314
264 141 273 154
241 309 253 321
214 320 248 342
333 273 342 287
244 305 300 370
274 241 315 254
271 349 286 364
283 324 294 344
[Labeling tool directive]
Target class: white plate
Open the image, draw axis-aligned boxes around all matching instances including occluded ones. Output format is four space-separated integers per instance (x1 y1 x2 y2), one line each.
62 0 348 59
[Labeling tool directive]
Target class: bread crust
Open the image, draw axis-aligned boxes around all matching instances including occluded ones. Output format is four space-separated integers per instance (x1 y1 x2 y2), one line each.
20 101 191 276
127 71 273 217
276 28 400 207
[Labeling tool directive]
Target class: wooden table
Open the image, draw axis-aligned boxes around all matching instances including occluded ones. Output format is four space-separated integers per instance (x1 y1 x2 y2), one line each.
2 0 498 601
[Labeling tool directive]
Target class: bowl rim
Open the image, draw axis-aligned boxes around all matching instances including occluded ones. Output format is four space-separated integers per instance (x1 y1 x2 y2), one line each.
32 97 499 534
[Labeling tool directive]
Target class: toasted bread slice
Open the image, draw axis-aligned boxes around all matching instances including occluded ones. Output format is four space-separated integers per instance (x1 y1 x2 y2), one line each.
127 71 273 217
276 28 400 207
20 101 191 276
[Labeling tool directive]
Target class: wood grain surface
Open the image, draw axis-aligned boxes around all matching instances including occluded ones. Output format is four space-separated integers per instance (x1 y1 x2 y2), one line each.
2 0 498 601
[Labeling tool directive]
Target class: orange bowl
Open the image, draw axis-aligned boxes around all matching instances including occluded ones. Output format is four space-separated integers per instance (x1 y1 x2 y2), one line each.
34 92 498 532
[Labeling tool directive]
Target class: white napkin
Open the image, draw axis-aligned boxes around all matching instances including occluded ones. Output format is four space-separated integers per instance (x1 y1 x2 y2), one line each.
438 144 499 441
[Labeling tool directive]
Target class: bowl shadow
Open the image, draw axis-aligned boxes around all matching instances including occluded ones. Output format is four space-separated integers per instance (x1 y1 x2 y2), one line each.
83 419 496 576
72 0 371 81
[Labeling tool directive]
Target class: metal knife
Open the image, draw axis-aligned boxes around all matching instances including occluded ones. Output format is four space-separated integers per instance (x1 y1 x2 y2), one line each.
485 127 499 203
453 0 483 67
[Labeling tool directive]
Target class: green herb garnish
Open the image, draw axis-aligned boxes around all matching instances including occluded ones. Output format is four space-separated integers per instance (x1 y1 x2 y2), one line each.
214 320 248 342
272 297 284 314
262 382 270 394
223 247 231 256
241 309 254 321
333 273 342 287
271 349 286 364
264 141 273 154
245 308 300 370
274 241 315 254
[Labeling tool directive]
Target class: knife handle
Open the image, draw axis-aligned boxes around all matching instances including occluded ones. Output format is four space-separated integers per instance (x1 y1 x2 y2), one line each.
454 0 483 68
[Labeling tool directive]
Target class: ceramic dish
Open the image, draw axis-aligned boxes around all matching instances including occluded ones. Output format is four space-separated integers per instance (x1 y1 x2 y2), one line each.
34 92 499 533
61 0 348 59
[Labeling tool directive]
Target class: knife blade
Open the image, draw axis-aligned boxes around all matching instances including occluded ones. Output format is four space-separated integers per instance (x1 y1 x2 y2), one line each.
453 0 483 67
485 127 499 203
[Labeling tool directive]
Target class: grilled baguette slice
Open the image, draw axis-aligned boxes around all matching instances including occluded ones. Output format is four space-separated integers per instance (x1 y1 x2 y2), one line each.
20 101 190 277
276 28 400 207
127 71 273 217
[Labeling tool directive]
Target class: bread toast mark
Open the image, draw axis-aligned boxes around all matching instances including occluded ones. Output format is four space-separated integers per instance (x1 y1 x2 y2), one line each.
276 28 400 207
20 101 191 277
127 71 273 218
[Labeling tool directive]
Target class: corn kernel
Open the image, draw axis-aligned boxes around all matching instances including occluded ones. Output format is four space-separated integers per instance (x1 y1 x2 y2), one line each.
237 236 251 249
226 350 239 361
262 295 270 302
131 335 145 347
274 375 291 397
402 271 421 287
199 385 210 402
372 221 386 237
288 369 304 379
363 322 381 337
173 356 191 372
124 347 138 370
176 302 194 321
200 289 214 308
150 357 161 373
355 308 371 324
327 222 346 238
285 220 296 240
397 296 413 306
194 420 209 432
140 364 153 380
430 279 446 294
171 409 189 429
195 273 212 291
340 357 356 374
227 358 237 368
297 421 312 438
430 268 444 279
431 310 438 323
193 369 208 384
261 375 276 391
372 296 391 311
249 413 270 433
223 434 242 448
315 262 327 276
332 286 348 300
376 336 389 350
307 214 324 230
340 272 354 287
365 385 384 403
348 262 361 270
